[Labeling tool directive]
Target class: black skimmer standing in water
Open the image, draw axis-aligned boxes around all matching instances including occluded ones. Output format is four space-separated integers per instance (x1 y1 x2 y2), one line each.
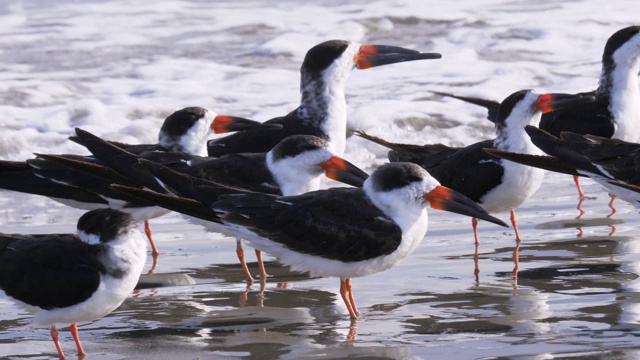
356 90 594 244
208 162 506 319
486 125 640 208
432 25 640 199
0 107 214 256
46 131 368 283
0 208 147 359
208 39 442 157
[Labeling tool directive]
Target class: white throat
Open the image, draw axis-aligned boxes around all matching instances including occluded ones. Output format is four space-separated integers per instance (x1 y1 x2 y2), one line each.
608 56 640 142
266 151 324 196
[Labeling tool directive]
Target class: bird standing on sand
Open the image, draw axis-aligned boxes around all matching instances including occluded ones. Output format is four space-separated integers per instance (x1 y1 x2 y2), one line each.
211 162 507 319
209 39 442 157
357 90 593 244
0 209 147 359
0 107 214 256
433 25 640 199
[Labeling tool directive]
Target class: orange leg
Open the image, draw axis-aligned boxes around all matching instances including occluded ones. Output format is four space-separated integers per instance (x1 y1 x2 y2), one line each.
257 277 266 307
607 194 617 218
50 325 65 359
574 175 585 199
512 238 521 288
144 221 160 256
255 249 268 280
239 282 251 308
347 318 358 340
576 197 585 219
236 239 254 284
339 278 359 319
146 252 159 275
345 279 358 317
473 241 480 283
472 217 480 245
510 209 521 242
70 323 86 357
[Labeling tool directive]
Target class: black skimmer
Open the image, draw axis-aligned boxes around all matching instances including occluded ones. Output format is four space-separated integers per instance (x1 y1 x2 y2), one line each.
356 90 594 244
486 125 640 207
207 162 507 319
45 130 368 282
432 25 640 198
0 208 147 359
208 39 442 157
0 107 214 255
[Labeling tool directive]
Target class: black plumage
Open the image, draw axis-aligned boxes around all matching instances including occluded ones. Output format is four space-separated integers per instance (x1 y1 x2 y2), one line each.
215 188 402 263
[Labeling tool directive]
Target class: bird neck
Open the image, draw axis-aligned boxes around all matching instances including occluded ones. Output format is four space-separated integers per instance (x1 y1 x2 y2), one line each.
298 76 348 156
363 181 429 238
494 114 543 155
99 229 148 279
158 122 211 156
266 151 323 196
600 59 640 141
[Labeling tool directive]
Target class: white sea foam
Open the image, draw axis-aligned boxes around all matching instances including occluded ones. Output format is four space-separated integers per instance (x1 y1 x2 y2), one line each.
0 0 637 173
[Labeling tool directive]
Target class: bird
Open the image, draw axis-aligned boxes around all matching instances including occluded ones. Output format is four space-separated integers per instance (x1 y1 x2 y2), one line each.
206 162 507 319
113 162 507 318
430 25 640 198
0 107 215 256
485 125 640 207
208 39 442 157
0 208 147 359
356 90 594 244
42 130 369 283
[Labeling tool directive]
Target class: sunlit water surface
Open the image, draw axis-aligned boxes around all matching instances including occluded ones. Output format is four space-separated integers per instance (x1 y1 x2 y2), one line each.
1 0 640 359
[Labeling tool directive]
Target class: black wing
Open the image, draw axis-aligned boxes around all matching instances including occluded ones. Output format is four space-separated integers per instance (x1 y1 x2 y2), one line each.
354 131 461 170
524 126 640 188
539 97 613 138
157 153 281 194
207 108 327 157
0 159 109 205
431 91 500 123
26 155 155 207
0 234 103 309
111 184 223 224
72 128 168 193
70 133 165 154
427 140 505 203
484 148 580 176
214 188 403 263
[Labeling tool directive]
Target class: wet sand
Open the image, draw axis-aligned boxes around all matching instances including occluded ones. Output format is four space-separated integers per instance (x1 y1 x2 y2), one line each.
2 172 640 359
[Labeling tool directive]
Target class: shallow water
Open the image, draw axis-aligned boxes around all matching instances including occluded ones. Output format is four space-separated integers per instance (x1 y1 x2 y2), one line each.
3 174 640 359
2 0 640 359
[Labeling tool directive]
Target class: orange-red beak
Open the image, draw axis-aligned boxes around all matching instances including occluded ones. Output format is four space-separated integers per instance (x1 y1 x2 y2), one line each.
319 156 368 188
424 185 508 227
210 115 282 134
354 44 442 70
534 93 595 114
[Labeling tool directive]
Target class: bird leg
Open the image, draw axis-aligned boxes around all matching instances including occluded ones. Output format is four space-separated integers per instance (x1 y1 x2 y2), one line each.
510 209 521 242
144 220 160 256
607 194 617 218
472 217 480 245
70 323 86 357
50 325 65 359
473 242 480 284
576 197 585 219
340 278 359 319
255 249 268 280
573 175 585 198
146 253 159 275
512 238 521 288
236 238 254 284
